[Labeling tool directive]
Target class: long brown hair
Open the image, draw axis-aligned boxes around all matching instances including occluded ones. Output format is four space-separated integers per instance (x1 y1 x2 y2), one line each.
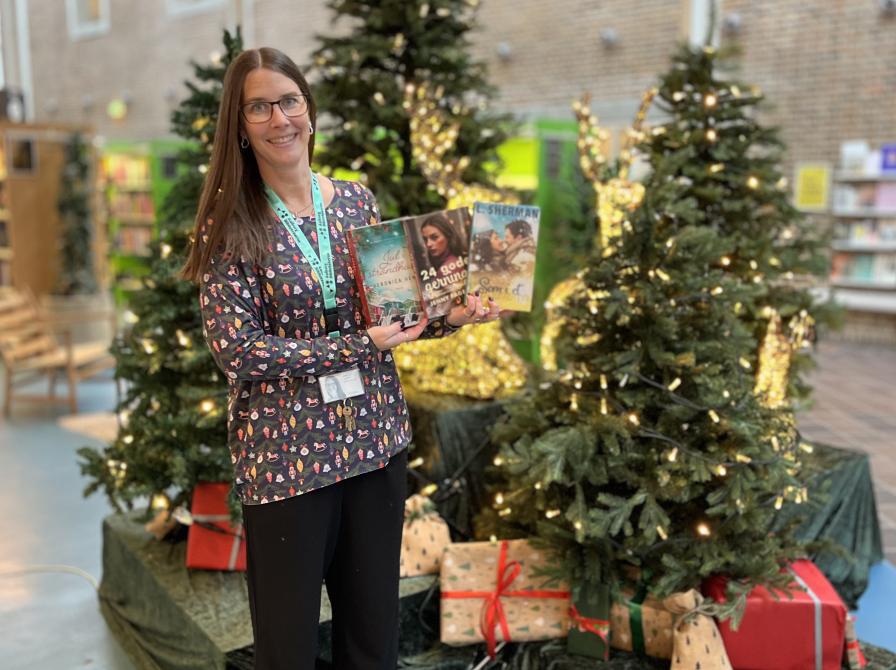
181 47 317 282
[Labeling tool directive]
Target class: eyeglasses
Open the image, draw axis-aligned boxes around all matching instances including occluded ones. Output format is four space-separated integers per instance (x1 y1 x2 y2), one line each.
240 95 309 124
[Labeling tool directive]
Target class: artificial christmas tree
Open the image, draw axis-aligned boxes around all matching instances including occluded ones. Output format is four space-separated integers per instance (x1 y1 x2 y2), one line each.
77 31 243 512
308 0 512 220
479 44 831 622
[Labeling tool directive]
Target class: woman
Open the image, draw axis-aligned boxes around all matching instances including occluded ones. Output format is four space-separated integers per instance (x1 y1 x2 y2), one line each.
420 212 465 277
181 47 499 670
470 229 508 273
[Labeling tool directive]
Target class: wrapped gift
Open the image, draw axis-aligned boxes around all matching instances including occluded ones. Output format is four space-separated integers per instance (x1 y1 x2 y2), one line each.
609 586 675 658
567 583 611 660
703 559 847 670
663 590 732 670
440 539 570 657
399 494 451 577
843 615 867 670
184 482 246 572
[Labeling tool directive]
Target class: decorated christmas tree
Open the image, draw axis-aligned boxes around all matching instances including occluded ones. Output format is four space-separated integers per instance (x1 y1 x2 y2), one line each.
479 45 831 617
77 31 243 512
54 132 98 295
308 0 512 219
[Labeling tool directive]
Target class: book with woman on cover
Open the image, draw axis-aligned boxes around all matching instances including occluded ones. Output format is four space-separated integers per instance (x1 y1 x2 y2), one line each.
346 207 472 326
466 202 540 312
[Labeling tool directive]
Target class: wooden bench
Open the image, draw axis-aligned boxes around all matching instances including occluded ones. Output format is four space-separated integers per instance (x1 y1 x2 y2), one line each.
0 288 116 416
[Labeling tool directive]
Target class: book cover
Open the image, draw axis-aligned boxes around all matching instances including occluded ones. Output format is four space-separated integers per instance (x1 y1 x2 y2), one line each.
403 207 473 319
874 183 896 212
467 202 540 312
346 220 423 328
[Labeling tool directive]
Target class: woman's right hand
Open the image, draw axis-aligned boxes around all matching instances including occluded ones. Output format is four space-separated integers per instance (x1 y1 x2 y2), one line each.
367 316 429 350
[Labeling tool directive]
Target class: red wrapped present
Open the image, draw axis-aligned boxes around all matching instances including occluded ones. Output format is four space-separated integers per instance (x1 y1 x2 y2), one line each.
703 559 846 670
185 482 246 572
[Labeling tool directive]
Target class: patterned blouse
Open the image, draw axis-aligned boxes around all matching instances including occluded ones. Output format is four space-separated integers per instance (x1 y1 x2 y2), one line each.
199 179 454 505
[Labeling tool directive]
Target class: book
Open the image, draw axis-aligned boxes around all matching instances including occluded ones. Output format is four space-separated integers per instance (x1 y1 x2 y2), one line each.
347 207 472 327
466 202 540 312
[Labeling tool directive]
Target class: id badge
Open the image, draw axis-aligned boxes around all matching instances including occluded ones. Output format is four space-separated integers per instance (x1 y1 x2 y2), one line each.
319 367 365 404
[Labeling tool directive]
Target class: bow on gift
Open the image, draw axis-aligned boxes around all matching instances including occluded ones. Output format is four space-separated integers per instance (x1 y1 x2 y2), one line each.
441 541 570 658
569 604 610 644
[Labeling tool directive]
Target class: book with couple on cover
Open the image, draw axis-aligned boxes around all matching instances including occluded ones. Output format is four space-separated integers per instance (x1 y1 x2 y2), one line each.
347 202 539 327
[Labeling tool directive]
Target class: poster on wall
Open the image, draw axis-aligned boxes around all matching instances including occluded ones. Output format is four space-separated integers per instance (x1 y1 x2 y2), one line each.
794 162 831 212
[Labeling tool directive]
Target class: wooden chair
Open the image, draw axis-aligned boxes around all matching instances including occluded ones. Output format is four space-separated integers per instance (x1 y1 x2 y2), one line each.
0 287 117 416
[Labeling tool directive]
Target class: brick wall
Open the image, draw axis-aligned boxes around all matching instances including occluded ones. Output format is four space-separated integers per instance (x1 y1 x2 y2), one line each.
16 1 896 165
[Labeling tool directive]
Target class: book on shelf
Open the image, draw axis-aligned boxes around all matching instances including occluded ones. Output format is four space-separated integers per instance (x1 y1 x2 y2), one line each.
875 183 896 211
882 144 896 175
347 207 473 327
874 254 896 284
466 202 540 312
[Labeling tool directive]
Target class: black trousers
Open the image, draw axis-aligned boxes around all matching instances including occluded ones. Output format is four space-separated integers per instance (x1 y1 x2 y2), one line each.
242 449 408 670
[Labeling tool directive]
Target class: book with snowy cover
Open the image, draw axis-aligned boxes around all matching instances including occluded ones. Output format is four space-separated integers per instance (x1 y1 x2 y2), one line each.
466 202 540 312
347 207 472 326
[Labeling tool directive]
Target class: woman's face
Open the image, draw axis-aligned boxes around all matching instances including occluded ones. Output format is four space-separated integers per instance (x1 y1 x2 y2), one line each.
422 224 449 260
489 230 504 252
241 68 311 175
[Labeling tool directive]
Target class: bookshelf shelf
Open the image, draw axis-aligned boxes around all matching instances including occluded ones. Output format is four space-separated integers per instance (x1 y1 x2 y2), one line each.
826 165 896 317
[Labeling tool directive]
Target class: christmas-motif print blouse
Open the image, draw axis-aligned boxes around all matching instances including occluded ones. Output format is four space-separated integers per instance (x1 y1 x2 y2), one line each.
199 179 454 505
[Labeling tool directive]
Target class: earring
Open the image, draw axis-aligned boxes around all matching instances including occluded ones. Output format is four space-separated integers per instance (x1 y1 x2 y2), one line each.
240 136 249 149
308 124 314 135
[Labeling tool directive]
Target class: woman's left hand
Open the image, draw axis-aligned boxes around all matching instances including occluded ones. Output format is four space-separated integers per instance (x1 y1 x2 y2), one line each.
446 292 503 327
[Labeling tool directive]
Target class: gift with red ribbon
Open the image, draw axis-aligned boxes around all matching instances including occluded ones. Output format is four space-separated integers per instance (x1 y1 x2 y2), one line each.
440 539 570 657
184 482 246 572
566 582 611 659
703 559 846 670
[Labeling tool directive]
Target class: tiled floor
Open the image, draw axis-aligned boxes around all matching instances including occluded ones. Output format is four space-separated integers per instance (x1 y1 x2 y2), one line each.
0 340 892 668
797 340 896 563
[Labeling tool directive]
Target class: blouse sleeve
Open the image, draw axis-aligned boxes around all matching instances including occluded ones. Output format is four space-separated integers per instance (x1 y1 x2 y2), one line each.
199 249 374 381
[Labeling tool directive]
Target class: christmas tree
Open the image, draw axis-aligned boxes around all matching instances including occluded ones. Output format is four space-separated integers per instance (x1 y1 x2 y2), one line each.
479 45 830 616
54 132 98 295
77 31 243 512
308 0 512 219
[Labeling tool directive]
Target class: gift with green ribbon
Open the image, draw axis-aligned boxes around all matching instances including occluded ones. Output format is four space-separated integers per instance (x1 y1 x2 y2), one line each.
609 582 675 659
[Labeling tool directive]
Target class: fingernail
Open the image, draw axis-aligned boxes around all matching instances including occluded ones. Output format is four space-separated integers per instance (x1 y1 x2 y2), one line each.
474 289 481 296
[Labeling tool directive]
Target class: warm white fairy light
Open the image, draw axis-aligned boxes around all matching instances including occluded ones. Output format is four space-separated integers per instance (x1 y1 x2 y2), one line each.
420 483 438 496
545 509 561 519
668 378 682 391
408 456 424 468
667 447 678 462
708 409 720 423
703 93 718 108
200 399 215 413
696 523 711 537
705 128 718 142
494 492 505 505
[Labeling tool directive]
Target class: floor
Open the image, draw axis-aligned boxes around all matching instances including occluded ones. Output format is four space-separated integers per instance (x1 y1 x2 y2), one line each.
0 340 892 669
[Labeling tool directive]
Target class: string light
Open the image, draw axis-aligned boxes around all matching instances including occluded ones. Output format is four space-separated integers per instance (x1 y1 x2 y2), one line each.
775 496 784 510
668 378 682 391
151 494 170 510
494 492 504 505
705 128 718 142
715 464 727 476
703 93 718 108
545 509 561 519
708 409 720 423
408 456 425 468
420 483 438 496
493 455 504 466
176 329 192 348
747 176 760 189
667 447 678 462
600 397 608 415
122 434 134 445
627 412 640 426
696 523 711 537
499 508 513 517
160 243 173 259
200 399 215 413
656 525 668 540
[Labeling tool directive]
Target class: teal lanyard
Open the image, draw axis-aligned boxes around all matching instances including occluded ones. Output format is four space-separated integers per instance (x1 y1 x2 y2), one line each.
265 173 340 337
